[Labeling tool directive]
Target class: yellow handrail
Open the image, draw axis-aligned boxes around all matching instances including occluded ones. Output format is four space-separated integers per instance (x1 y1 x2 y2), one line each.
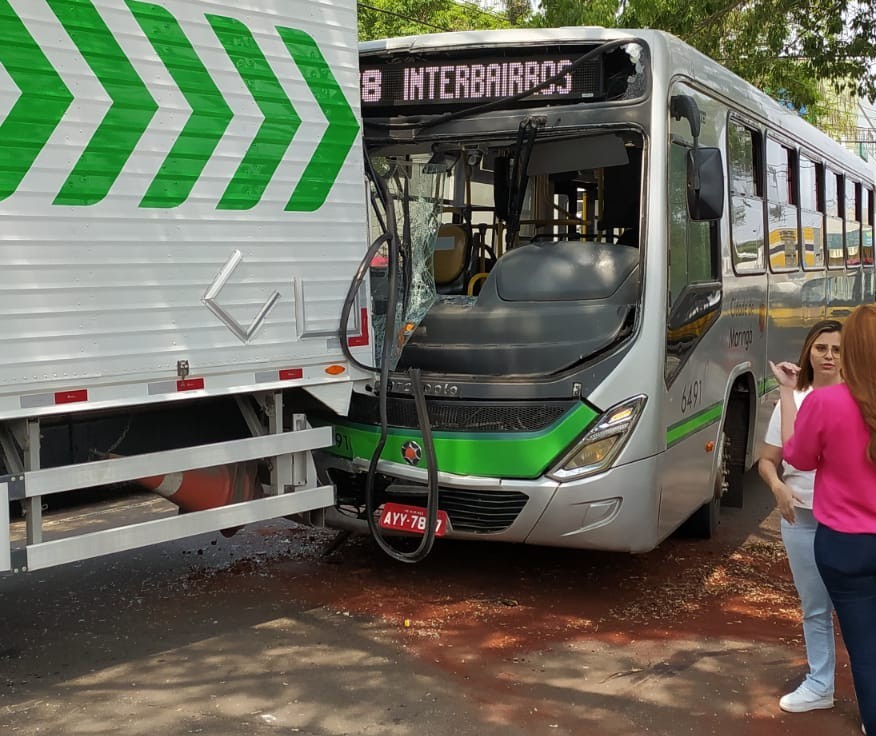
467 272 489 296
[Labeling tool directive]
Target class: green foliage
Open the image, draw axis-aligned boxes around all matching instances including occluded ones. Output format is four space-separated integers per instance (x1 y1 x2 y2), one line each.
533 0 620 28
355 0 875 113
358 0 515 41
533 0 876 112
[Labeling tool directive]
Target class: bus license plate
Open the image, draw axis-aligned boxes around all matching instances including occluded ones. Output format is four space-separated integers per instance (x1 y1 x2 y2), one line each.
379 502 449 537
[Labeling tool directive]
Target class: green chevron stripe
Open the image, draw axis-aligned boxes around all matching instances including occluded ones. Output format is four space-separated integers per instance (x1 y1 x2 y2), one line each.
277 27 358 212
49 0 157 205
0 0 73 199
128 0 232 208
208 14 301 210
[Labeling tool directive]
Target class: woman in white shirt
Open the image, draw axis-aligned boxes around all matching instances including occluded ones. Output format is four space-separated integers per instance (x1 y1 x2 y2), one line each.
758 319 842 713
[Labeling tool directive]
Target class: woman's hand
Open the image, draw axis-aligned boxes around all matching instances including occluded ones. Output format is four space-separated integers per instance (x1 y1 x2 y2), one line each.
769 360 800 389
771 481 801 524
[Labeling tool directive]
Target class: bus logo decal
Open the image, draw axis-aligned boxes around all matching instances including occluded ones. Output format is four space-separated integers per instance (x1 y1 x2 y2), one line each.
401 441 423 466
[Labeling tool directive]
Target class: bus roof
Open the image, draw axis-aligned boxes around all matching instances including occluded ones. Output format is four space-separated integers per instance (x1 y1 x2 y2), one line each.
360 28 873 184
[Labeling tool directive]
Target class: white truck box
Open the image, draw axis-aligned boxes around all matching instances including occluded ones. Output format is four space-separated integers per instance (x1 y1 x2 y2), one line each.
0 0 371 572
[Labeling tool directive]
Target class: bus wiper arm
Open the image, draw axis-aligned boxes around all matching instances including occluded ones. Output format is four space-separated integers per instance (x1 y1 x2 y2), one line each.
505 117 543 250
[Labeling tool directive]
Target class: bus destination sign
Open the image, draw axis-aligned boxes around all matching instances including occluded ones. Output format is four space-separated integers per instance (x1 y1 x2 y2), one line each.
360 54 602 111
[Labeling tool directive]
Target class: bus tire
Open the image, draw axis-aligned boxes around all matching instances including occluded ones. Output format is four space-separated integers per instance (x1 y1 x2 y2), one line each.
719 399 749 509
680 428 725 539
680 394 749 539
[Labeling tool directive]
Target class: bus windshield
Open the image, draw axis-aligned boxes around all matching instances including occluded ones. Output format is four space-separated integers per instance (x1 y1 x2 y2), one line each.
367 127 645 377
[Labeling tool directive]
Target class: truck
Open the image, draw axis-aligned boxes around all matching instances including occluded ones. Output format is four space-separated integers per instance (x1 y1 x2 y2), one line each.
0 0 372 573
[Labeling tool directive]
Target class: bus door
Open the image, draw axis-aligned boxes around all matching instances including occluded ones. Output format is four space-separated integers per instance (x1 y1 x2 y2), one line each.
659 87 725 538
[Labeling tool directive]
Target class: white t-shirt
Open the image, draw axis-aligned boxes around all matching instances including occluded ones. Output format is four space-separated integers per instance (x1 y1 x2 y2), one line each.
763 388 815 508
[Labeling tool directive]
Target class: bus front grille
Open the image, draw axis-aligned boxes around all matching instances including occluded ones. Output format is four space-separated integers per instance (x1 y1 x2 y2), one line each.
350 393 574 433
439 489 529 533
383 486 529 534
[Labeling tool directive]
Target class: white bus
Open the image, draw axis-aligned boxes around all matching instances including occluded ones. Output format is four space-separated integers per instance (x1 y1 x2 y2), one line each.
316 28 875 554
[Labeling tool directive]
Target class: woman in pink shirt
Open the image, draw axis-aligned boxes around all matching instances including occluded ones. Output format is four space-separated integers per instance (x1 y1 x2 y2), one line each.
772 304 876 734
759 319 841 713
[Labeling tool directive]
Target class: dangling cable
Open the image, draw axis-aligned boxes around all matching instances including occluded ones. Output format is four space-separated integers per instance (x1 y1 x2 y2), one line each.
339 152 393 373
340 148 441 563
365 368 439 564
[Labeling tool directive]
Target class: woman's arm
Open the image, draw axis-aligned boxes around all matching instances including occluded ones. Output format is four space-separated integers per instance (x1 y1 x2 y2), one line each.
782 392 823 471
757 444 799 523
769 361 799 444
778 386 797 444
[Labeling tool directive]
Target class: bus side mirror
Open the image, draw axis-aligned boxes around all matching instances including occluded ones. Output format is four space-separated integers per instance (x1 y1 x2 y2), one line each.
687 147 724 221
670 95 701 139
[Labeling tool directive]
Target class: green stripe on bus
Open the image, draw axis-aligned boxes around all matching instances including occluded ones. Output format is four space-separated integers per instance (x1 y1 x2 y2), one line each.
329 403 598 479
759 376 778 395
666 402 722 447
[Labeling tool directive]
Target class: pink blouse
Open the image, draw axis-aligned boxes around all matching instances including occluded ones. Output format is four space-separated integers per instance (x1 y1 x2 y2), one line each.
783 383 876 533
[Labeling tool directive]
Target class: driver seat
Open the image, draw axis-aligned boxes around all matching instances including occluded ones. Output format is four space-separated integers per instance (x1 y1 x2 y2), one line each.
433 224 468 287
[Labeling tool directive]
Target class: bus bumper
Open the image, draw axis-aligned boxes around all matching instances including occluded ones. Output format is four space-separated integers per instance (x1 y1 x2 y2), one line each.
524 455 661 552
319 454 662 553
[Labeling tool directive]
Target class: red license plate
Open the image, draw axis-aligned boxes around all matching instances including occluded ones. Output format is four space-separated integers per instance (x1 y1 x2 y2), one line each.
379 502 449 537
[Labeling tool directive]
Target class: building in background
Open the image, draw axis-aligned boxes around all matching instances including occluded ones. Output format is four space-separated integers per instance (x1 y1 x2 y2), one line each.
817 87 876 167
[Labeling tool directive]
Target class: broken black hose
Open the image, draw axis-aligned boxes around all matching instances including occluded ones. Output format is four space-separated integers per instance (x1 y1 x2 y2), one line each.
340 149 440 563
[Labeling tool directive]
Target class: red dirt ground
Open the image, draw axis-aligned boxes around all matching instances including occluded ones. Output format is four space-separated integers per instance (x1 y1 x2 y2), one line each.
183 495 863 736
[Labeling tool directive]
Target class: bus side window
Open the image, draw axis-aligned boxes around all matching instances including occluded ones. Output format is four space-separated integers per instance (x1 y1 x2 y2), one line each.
668 143 716 304
825 170 844 269
728 121 765 273
766 137 799 272
666 142 721 384
864 188 874 266
799 154 825 270
846 179 862 267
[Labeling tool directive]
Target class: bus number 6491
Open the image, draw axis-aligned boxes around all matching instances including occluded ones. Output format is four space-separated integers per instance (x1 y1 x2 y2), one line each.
680 379 702 414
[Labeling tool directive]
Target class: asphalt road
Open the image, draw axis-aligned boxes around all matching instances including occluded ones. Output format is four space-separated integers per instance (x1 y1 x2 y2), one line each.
0 472 866 735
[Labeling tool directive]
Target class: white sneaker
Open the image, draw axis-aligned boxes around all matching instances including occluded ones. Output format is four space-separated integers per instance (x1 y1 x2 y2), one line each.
778 684 834 712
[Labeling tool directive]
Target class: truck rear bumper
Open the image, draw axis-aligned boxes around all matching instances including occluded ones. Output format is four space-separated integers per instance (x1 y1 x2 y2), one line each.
2 426 334 574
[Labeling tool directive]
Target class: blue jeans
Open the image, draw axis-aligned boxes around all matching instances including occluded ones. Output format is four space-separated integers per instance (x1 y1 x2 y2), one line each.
781 509 835 696
815 523 876 732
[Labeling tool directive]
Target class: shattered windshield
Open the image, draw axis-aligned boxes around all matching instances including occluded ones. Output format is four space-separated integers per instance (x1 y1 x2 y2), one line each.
369 154 444 370
366 128 645 377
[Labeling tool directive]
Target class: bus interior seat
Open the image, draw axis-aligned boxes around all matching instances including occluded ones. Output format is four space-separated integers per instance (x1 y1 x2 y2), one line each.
434 224 468 286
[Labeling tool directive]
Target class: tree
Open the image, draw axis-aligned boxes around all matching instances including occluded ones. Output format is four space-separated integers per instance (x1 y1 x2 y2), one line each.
501 0 533 25
533 0 876 113
358 0 516 41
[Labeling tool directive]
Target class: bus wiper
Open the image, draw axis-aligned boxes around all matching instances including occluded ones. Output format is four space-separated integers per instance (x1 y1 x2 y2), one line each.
505 117 543 250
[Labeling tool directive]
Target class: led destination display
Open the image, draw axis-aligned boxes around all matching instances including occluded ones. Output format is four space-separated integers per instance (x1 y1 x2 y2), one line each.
360 53 602 111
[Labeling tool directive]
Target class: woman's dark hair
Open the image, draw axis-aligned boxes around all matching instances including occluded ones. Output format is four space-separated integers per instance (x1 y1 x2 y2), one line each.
795 319 843 390
841 305 876 463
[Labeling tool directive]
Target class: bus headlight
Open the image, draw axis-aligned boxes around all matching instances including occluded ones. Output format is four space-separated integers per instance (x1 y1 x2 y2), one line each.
548 395 647 482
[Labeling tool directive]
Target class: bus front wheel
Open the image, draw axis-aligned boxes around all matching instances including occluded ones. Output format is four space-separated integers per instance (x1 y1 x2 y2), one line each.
681 428 727 539
683 396 749 538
